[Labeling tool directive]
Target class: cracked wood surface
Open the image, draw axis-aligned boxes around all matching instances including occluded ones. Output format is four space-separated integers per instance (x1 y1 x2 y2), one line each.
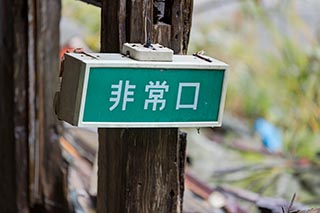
0 0 68 211
98 0 193 212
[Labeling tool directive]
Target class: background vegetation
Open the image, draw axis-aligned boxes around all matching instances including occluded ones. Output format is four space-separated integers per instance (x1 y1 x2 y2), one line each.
62 0 320 206
190 1 320 161
189 1 320 205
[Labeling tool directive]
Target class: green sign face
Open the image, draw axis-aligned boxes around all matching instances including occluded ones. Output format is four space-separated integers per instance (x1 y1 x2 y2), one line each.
80 67 226 127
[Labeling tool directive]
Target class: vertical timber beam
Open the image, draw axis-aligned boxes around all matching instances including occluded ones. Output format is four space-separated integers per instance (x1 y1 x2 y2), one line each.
100 0 126 52
0 0 68 211
0 0 30 212
33 1 69 211
98 0 193 212
29 0 68 211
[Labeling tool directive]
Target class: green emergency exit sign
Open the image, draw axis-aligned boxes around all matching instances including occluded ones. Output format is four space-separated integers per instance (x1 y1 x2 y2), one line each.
57 53 228 127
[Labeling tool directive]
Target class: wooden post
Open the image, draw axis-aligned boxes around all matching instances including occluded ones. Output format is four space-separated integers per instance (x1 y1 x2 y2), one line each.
97 0 193 212
0 0 68 211
30 1 69 211
0 1 29 211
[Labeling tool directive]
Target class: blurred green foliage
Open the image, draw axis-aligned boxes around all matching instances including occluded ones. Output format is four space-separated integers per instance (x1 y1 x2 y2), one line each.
189 1 320 205
62 0 320 205
189 1 320 162
62 0 101 51
62 1 320 160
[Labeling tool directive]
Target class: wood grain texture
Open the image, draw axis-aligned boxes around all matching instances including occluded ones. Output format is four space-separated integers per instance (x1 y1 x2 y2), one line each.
0 1 30 212
98 129 184 212
0 0 68 211
101 0 126 52
98 0 193 212
170 0 193 54
32 0 68 211
101 0 192 54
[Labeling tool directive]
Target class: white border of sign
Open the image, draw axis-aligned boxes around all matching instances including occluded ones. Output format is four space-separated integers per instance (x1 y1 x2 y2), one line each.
74 55 228 128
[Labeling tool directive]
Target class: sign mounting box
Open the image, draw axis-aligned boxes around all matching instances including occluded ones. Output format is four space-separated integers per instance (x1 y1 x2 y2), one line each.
56 45 228 128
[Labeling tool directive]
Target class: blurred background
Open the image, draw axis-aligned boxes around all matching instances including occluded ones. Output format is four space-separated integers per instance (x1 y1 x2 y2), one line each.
61 0 320 211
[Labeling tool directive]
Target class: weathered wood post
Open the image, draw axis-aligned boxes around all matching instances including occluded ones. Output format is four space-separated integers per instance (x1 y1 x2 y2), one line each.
0 0 68 211
0 1 29 211
97 0 193 212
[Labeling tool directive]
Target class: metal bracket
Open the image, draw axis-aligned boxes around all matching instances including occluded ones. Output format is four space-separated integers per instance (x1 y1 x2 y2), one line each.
192 51 212 63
